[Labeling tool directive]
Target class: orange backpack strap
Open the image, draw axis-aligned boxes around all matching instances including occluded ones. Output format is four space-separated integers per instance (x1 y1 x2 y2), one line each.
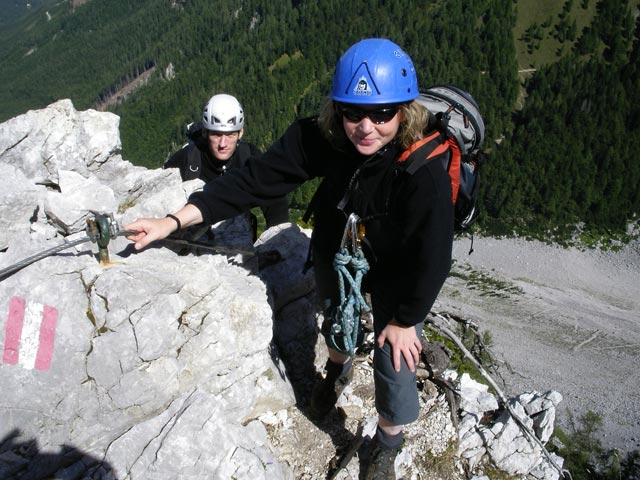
397 131 445 164
397 131 459 204
447 138 461 204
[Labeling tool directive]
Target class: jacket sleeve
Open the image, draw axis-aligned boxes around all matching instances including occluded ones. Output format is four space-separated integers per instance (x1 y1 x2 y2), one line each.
244 142 291 227
393 157 454 327
261 196 290 228
188 119 321 225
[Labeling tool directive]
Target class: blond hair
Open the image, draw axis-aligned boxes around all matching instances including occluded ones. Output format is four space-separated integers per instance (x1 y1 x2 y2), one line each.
318 99 429 151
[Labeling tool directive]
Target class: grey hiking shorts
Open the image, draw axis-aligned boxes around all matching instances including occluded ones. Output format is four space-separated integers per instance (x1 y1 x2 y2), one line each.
313 244 424 425
373 322 423 425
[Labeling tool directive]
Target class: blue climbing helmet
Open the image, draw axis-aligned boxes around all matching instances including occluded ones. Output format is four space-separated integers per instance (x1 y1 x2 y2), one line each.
330 38 419 105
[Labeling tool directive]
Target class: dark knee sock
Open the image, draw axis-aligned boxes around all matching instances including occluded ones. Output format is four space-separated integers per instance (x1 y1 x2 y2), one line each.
375 426 403 450
324 357 352 381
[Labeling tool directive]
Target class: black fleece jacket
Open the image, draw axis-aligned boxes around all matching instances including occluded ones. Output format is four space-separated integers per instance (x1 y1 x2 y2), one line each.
188 117 453 327
164 138 289 228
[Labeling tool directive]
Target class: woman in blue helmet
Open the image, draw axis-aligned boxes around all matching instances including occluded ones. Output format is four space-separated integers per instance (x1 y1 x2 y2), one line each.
125 38 453 479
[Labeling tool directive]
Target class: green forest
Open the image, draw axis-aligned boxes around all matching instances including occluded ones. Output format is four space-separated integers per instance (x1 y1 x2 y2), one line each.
0 0 57 26
0 0 638 241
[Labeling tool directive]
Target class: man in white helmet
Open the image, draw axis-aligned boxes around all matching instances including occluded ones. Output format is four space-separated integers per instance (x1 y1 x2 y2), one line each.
164 93 289 239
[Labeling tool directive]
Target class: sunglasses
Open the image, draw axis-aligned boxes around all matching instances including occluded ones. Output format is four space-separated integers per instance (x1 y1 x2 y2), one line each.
338 103 400 124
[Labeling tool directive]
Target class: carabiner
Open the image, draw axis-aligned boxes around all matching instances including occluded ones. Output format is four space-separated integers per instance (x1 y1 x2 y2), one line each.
340 213 363 253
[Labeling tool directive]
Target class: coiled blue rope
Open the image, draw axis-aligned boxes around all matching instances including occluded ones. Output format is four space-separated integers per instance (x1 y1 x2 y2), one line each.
328 214 372 356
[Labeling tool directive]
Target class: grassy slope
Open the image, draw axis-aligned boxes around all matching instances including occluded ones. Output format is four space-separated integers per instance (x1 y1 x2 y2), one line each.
512 0 638 110
515 0 640 70
514 0 595 69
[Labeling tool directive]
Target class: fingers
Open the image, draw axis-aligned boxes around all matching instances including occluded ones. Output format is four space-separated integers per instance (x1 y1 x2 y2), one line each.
388 335 415 373
123 220 155 250
402 342 420 373
129 233 150 251
393 346 403 373
377 329 387 349
134 238 150 251
124 229 144 242
413 337 422 365
123 221 143 238
379 322 422 373
379 329 405 372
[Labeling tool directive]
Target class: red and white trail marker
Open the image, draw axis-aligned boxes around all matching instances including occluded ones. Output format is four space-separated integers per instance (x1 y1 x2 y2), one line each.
2 296 58 371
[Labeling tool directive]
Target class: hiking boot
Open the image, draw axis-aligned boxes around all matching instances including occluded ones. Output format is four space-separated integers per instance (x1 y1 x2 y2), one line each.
364 437 399 480
308 360 353 419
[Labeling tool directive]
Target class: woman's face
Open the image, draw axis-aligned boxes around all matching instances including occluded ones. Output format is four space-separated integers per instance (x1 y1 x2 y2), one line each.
340 103 402 156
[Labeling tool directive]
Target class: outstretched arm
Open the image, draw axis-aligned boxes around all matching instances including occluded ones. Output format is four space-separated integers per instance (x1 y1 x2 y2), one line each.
124 204 203 250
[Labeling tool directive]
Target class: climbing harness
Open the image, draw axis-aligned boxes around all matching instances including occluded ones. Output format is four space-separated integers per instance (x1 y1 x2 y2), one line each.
0 212 127 280
328 213 372 356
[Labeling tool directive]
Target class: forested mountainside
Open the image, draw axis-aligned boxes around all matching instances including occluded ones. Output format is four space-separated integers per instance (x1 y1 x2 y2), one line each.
0 0 57 26
0 0 638 239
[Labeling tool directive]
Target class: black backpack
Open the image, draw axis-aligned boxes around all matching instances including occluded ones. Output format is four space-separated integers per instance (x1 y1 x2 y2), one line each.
185 120 204 143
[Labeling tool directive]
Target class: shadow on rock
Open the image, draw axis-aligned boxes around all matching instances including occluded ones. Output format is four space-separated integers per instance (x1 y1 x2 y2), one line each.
0 429 116 479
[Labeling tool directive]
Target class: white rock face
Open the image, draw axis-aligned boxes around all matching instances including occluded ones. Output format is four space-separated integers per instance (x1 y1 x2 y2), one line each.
0 99 122 184
0 100 306 479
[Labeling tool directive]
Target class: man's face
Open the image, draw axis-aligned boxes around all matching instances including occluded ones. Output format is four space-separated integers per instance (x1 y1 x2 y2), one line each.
206 129 243 161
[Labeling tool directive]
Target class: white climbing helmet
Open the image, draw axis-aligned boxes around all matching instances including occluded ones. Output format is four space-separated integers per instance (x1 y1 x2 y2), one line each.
202 94 245 132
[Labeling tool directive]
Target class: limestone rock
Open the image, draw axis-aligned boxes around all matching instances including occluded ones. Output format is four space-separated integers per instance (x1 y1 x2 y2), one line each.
0 100 297 479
